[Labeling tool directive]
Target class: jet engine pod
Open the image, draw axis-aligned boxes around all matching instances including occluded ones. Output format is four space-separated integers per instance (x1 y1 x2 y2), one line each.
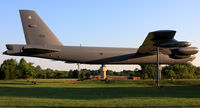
157 40 191 48
171 47 199 55
169 54 192 59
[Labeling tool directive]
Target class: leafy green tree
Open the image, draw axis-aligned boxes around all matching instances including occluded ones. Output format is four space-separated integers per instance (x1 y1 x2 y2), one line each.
85 72 90 79
80 71 85 80
139 64 156 79
162 66 176 79
0 59 18 80
133 68 141 77
18 58 30 78
162 64 196 79
107 70 114 76
68 70 78 78
27 62 37 78
34 65 43 78
45 68 55 78
81 69 90 79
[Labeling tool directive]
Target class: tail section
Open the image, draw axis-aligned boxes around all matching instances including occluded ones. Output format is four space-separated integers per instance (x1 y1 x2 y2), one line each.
19 10 63 46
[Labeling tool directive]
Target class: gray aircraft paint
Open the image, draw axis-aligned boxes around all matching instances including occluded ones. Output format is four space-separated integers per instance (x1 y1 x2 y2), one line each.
20 10 63 46
3 10 199 64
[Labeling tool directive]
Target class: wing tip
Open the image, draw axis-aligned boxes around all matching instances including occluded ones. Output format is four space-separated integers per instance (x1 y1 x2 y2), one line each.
152 30 176 33
19 9 35 13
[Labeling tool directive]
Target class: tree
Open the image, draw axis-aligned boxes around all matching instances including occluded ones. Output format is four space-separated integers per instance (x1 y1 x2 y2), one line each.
35 65 43 78
162 66 176 79
81 69 90 79
107 70 114 76
195 67 200 78
139 64 156 79
27 62 37 78
162 64 196 79
46 68 56 78
0 59 18 80
80 72 85 80
18 58 31 78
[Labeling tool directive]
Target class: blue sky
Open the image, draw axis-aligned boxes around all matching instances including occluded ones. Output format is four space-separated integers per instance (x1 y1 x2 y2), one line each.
0 0 200 71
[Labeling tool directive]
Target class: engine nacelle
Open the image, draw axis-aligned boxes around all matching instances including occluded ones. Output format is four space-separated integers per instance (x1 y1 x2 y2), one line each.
157 40 191 48
169 54 192 59
171 47 199 55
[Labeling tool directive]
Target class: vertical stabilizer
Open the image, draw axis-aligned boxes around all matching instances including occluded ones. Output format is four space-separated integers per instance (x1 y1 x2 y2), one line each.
19 10 63 46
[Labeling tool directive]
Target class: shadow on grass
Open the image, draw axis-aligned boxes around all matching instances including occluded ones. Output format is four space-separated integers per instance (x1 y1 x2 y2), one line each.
0 83 30 85
0 106 200 108
0 85 200 100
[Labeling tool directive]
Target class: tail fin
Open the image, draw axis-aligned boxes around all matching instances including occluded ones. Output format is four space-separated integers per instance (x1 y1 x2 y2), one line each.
19 10 63 46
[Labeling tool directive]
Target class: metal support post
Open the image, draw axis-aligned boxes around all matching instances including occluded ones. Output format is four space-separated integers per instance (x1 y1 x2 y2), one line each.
156 47 160 87
77 63 81 80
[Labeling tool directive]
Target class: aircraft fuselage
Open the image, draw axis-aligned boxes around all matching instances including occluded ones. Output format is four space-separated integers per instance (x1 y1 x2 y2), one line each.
4 44 195 64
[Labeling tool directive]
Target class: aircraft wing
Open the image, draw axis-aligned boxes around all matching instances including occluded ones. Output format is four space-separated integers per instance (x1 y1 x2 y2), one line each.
136 30 190 55
87 30 197 64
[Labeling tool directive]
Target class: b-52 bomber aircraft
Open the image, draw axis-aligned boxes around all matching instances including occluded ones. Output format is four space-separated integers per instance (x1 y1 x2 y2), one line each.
3 10 199 81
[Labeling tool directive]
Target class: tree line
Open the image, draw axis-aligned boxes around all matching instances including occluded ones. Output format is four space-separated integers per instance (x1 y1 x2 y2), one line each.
0 58 200 80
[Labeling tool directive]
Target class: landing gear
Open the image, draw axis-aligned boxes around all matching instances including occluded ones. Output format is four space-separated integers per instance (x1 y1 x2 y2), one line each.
100 64 107 79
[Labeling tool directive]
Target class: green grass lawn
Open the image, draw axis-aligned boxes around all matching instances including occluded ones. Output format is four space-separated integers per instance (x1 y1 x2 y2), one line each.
0 79 200 107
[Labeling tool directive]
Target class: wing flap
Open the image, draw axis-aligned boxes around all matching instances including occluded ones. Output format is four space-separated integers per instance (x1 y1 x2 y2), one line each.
23 46 60 54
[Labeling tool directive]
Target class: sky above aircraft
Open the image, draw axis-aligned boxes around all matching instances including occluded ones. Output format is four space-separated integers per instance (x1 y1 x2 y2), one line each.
0 0 200 71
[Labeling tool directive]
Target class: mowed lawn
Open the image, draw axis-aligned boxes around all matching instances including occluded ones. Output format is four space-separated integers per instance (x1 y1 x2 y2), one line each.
0 79 200 107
